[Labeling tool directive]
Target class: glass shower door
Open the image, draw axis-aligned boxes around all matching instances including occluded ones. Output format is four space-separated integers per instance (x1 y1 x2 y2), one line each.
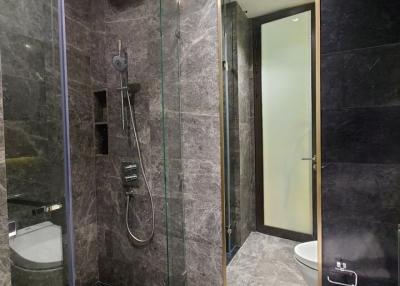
160 0 186 284
0 0 72 285
222 0 236 262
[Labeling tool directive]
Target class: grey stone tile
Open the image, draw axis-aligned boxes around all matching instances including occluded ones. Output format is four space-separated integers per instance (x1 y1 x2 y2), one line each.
65 16 91 56
90 31 107 86
183 158 220 202
65 0 91 25
179 0 223 281
183 197 221 245
74 224 99 285
0 0 55 43
104 0 157 23
90 0 106 33
182 113 221 161
180 76 220 116
185 239 223 286
66 48 91 85
227 232 307 286
223 2 255 248
180 27 218 84
180 0 217 31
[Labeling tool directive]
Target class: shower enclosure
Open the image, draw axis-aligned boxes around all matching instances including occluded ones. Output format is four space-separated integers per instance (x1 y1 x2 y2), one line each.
0 0 186 285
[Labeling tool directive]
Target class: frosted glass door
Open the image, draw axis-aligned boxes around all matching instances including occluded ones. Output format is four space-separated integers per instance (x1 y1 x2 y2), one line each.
261 11 313 235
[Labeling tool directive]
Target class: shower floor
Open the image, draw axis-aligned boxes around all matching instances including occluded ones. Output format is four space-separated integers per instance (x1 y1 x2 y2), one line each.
227 232 307 286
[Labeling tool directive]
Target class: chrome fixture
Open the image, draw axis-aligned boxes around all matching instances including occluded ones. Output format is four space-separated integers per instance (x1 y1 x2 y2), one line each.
112 55 128 72
8 221 16 238
112 40 155 246
32 203 63 216
301 155 316 161
125 175 138 182
302 155 317 170
124 163 137 171
113 40 128 130
327 261 358 286
44 203 63 213
121 161 138 188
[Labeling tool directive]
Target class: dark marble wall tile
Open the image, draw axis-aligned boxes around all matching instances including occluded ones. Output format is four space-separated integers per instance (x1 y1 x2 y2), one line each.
323 218 397 286
185 239 223 286
89 0 106 33
238 122 255 241
65 17 91 56
321 0 400 54
104 0 158 23
322 163 400 225
222 2 255 248
180 0 223 284
74 224 98 286
90 31 107 88
65 0 91 27
321 1 400 285
180 77 220 116
183 159 221 246
322 163 400 284
66 49 91 85
322 107 400 164
0 0 55 43
322 44 400 110
0 33 47 81
65 1 99 284
182 114 220 162
236 4 255 245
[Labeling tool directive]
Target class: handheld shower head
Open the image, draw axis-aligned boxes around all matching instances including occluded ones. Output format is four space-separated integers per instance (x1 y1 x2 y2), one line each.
112 55 128 72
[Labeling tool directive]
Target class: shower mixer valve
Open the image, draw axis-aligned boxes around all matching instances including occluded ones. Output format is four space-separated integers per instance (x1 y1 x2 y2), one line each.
121 161 139 188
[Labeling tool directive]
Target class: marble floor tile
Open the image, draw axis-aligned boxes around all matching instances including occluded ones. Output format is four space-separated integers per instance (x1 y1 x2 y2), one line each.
227 232 307 286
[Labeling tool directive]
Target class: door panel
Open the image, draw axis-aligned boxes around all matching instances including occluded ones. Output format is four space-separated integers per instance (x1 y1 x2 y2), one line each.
262 11 313 235
254 5 316 241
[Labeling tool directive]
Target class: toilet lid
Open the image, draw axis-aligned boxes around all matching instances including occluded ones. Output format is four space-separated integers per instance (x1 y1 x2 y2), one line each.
294 241 317 270
9 221 63 270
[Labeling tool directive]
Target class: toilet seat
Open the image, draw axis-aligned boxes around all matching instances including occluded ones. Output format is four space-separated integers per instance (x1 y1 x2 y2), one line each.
9 221 63 270
294 240 317 270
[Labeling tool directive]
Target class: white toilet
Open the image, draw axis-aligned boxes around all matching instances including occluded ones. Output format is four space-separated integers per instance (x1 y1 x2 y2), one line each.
294 240 318 286
9 221 64 286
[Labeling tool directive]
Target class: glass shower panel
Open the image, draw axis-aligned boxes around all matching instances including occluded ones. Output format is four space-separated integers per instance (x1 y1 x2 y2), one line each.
160 0 186 285
222 0 240 262
261 11 313 235
0 0 70 285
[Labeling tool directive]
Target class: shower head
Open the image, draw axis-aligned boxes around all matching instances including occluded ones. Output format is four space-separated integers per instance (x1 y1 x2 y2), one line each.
112 55 128 72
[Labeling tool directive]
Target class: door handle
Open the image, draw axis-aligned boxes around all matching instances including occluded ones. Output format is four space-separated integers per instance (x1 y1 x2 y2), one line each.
301 155 316 162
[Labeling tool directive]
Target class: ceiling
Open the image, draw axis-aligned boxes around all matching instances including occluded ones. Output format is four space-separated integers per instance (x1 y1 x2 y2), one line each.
235 0 314 18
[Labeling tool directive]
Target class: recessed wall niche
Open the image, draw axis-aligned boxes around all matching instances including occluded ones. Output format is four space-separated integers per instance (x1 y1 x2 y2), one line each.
94 90 108 155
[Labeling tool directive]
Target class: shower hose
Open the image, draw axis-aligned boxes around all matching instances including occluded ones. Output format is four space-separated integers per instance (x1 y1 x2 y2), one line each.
125 91 155 246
